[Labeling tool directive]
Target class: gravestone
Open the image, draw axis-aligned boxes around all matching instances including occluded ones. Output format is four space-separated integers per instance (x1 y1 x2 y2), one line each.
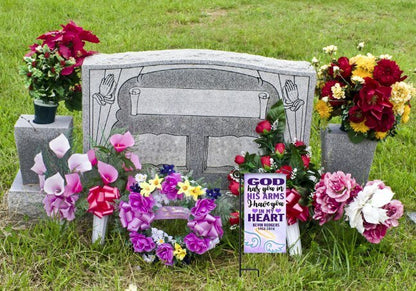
82 50 316 188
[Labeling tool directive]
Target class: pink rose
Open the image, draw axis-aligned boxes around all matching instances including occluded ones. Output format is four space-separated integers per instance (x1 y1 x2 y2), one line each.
234 155 245 165
184 233 210 255
260 156 271 168
156 243 174 266
275 143 285 155
129 233 155 253
191 198 216 219
255 120 272 134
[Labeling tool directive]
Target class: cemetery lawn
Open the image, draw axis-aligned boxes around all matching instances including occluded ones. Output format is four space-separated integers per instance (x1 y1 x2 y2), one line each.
1 0 416 290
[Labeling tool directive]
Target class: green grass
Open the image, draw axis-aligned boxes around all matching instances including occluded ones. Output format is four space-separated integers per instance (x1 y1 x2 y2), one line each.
1 0 416 290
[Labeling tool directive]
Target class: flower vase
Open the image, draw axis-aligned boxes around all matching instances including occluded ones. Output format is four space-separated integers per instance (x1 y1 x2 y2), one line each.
92 215 109 245
33 99 58 124
287 221 302 256
321 124 378 185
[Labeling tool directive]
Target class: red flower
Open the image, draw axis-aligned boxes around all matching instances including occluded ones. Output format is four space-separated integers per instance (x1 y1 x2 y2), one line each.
349 106 365 123
301 155 310 168
228 180 240 196
373 59 406 87
255 120 272 134
328 57 352 79
229 212 239 226
276 165 293 180
260 156 271 168
275 143 285 155
364 106 395 132
234 155 245 165
294 140 305 147
358 78 392 113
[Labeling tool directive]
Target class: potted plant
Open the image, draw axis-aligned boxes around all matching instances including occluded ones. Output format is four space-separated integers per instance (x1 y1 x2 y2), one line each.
313 44 415 183
21 21 99 124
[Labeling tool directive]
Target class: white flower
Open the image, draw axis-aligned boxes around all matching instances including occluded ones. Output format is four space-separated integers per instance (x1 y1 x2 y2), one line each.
323 45 338 55
306 146 312 157
258 168 265 173
240 151 246 156
271 119 279 130
311 57 319 65
142 254 155 263
345 182 393 233
208 238 220 250
49 133 70 158
351 76 365 84
135 173 147 183
290 168 298 180
331 83 345 99
332 66 340 74
44 172 65 196
357 42 365 50
321 96 329 103
152 190 169 207
379 54 392 60
125 284 138 291
68 153 92 173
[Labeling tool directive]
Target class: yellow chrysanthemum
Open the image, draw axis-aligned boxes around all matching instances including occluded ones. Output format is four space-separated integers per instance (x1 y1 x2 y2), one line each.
315 100 333 119
173 243 186 261
402 105 411 124
350 121 370 133
139 181 156 197
177 180 192 196
375 131 388 140
149 174 163 190
189 185 205 201
350 54 376 79
390 82 413 115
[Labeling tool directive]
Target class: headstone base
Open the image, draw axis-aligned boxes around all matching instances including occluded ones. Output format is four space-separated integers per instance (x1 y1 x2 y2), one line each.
407 212 416 224
8 170 45 218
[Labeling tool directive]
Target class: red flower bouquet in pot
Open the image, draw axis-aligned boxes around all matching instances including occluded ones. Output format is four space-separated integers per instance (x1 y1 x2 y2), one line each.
314 44 415 143
21 21 99 123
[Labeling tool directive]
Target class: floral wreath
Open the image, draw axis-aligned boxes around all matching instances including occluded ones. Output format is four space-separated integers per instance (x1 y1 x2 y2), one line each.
119 165 223 266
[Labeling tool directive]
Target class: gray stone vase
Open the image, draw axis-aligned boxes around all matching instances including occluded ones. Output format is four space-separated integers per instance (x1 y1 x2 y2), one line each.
320 124 378 186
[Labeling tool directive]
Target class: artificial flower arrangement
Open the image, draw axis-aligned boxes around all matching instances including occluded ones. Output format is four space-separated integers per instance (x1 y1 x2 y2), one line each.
314 44 415 143
21 21 99 111
119 165 225 266
227 100 321 226
312 171 404 243
31 130 141 222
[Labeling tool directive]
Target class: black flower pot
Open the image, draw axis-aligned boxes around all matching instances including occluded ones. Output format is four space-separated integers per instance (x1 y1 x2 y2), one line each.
33 99 58 124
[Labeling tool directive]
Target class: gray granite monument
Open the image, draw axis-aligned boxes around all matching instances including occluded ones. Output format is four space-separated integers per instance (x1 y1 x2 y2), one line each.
82 49 316 188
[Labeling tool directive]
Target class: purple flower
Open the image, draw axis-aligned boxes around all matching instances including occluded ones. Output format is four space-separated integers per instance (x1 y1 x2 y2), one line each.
119 201 155 231
187 214 223 239
191 198 216 219
43 193 79 221
129 232 155 253
156 243 174 266
129 192 154 213
161 173 182 200
183 233 210 255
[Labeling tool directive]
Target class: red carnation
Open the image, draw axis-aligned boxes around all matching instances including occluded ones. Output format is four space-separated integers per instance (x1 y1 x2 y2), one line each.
364 106 395 132
229 212 239 226
234 155 245 165
294 140 305 147
301 155 310 168
255 120 272 134
260 156 271 168
276 165 293 180
373 59 407 87
228 180 240 196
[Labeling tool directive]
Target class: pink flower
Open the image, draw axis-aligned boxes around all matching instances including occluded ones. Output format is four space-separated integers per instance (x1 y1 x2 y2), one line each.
49 133 70 158
184 233 210 255
260 156 271 168
68 153 92 173
294 140 305 147
362 222 388 244
119 201 154 231
383 200 404 227
65 173 82 195
161 173 182 200
87 149 97 166
276 165 293 180
187 214 223 239
129 233 155 253
97 161 118 184
43 193 79 221
44 173 65 196
191 198 216 219
31 152 46 175
301 155 310 168
275 143 285 155
109 131 134 152
234 155 245 165
156 243 174 266
125 152 141 170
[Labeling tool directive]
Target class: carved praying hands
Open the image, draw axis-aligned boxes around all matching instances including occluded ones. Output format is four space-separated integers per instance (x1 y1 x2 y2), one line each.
93 74 117 106
283 80 304 111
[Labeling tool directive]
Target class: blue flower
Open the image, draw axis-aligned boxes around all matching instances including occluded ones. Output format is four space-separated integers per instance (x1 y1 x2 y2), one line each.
160 164 175 175
206 188 221 199
130 182 141 193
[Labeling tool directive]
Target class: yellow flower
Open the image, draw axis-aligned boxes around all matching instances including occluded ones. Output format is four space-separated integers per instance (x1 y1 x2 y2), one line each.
350 54 376 79
315 100 333 119
375 131 388 140
177 180 192 196
331 83 345 99
350 121 369 133
149 174 163 190
173 243 186 261
402 105 411 124
139 181 155 197
189 185 205 201
390 82 413 115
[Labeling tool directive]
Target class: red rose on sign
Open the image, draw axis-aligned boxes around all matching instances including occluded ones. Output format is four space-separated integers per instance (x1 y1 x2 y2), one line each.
276 165 293 180
229 212 239 226
301 155 310 168
228 180 240 196
373 59 406 87
260 156 271 168
234 155 245 165
255 120 272 134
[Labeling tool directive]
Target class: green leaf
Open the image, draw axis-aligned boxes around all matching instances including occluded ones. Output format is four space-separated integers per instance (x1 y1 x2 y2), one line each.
347 130 366 144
